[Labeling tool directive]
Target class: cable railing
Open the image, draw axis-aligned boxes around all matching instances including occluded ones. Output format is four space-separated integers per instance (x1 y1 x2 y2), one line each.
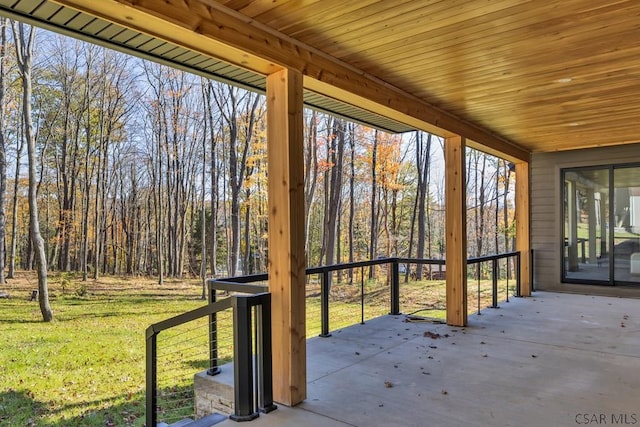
146 251 525 425
467 251 521 315
306 252 520 333
206 252 522 341
146 285 275 426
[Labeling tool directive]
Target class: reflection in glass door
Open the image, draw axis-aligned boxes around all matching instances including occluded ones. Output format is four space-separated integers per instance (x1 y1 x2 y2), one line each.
613 166 640 284
563 168 610 283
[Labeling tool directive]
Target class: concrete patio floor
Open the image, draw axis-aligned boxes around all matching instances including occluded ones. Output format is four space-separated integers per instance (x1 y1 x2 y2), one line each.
217 291 640 427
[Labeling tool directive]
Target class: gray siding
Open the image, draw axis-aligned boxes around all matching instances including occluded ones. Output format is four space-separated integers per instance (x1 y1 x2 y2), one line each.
531 143 640 297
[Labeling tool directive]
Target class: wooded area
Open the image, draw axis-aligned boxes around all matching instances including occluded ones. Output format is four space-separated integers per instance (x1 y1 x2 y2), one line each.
0 24 515 320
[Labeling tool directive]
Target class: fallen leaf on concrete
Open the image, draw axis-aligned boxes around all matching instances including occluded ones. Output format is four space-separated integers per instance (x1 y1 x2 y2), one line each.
384 381 393 388
531 354 537 358
441 390 448 395
424 331 441 339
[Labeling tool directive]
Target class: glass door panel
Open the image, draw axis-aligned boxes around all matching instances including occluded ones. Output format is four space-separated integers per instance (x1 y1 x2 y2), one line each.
613 166 640 284
563 168 610 283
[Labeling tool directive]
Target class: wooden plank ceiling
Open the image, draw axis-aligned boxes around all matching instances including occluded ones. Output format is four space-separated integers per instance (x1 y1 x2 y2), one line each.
4 0 640 155
214 0 640 153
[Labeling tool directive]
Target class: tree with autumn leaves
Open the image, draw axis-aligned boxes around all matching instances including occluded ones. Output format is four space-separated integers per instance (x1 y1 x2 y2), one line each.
0 24 516 321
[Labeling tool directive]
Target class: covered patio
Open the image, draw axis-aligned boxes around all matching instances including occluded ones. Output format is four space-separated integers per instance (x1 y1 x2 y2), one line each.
215 291 640 427
2 1 640 425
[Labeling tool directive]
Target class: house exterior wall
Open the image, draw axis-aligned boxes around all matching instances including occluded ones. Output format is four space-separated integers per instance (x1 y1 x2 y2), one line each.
531 143 640 297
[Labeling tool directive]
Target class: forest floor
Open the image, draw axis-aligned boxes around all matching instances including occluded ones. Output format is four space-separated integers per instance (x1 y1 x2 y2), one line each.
0 271 510 426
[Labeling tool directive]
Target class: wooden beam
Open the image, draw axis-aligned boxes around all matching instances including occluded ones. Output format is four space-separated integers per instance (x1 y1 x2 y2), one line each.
515 161 531 297
445 135 467 327
49 0 280 75
304 78 529 163
51 0 530 162
266 68 306 406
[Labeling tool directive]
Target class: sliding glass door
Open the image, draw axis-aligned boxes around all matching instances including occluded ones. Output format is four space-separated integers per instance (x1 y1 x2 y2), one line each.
563 164 640 285
613 166 640 284
563 168 610 283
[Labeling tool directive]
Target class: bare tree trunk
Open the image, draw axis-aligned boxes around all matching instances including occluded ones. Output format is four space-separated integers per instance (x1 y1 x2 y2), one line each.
93 139 103 279
0 19 7 284
477 154 487 256
500 160 513 278
8 135 22 279
81 151 91 281
304 111 319 259
156 135 164 284
369 130 379 278
213 86 260 276
13 23 52 321
243 187 251 273
209 126 218 277
495 160 500 255
202 80 219 276
201 133 207 299
415 132 432 279
227 93 240 275
347 123 355 283
323 118 345 268
80 51 94 281
503 161 512 252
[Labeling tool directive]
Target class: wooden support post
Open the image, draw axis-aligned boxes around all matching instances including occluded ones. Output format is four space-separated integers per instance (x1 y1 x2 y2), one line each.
515 161 531 296
445 135 467 327
266 68 306 406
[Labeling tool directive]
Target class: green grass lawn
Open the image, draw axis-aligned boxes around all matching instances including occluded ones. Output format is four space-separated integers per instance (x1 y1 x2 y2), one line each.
0 270 513 426
0 273 208 426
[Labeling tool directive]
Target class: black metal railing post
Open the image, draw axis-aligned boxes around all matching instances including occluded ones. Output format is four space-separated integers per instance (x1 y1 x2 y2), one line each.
145 296 237 425
230 296 259 422
530 249 535 292
491 258 499 308
207 282 221 376
145 327 157 427
256 294 277 414
505 258 510 303
476 263 481 315
320 270 331 337
516 251 522 297
390 259 400 315
360 266 365 324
